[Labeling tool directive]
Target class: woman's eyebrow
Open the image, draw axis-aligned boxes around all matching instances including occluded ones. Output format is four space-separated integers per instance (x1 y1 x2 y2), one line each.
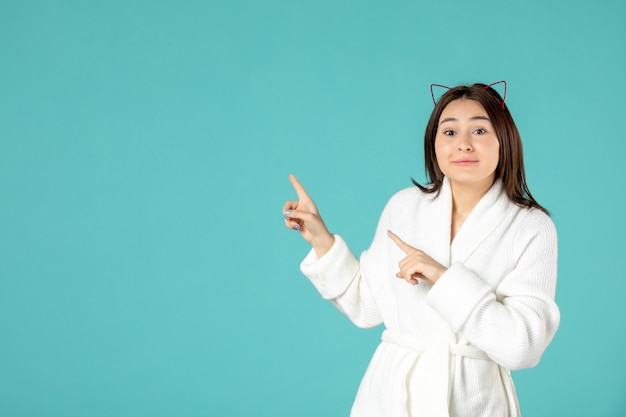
439 117 457 125
439 115 491 126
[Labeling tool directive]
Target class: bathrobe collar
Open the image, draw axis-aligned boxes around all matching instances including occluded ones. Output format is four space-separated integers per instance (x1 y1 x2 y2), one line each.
428 176 510 266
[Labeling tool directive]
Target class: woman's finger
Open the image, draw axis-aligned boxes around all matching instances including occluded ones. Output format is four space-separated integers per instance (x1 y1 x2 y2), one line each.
396 272 418 285
387 230 416 255
396 252 446 284
283 209 318 225
283 208 318 233
285 219 301 231
289 174 314 202
282 200 299 213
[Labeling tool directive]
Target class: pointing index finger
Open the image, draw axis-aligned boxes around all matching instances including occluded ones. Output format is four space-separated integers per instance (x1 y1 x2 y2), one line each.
387 230 415 254
289 174 312 201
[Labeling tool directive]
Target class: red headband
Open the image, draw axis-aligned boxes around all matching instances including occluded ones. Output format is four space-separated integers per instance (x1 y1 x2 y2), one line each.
430 80 507 108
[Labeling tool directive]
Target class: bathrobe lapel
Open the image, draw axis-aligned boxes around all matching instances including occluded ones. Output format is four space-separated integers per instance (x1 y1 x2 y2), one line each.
450 178 508 264
422 178 453 268
420 177 509 268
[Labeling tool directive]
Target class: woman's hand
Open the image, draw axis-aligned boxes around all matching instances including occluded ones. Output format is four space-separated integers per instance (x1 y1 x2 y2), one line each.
283 174 335 258
387 230 447 285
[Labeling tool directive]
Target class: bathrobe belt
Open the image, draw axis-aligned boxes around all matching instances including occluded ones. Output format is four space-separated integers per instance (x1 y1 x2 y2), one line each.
382 329 519 417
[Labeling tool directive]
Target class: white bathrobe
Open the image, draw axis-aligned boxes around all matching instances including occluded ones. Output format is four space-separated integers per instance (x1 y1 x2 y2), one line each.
300 177 560 417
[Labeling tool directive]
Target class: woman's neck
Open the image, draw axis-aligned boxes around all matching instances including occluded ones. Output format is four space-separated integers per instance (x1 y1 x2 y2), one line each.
449 179 494 241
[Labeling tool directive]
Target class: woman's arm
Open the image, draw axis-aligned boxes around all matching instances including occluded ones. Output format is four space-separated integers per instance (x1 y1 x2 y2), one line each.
283 174 383 328
427 213 560 370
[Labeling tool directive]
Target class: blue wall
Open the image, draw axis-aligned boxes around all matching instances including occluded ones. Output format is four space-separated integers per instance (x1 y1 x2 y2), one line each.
1 1 624 416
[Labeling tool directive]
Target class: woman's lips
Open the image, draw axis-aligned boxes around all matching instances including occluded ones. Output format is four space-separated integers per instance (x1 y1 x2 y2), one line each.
452 159 478 166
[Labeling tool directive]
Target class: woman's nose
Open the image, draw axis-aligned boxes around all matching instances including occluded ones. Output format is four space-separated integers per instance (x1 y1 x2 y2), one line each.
457 133 473 151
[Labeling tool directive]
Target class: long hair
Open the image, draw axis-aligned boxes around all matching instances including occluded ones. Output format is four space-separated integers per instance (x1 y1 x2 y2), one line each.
413 83 548 215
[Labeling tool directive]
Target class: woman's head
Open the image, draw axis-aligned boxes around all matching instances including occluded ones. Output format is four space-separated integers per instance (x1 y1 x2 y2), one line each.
416 82 547 214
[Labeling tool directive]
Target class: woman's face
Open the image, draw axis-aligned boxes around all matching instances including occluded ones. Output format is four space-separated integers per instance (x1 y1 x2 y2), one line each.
435 99 500 190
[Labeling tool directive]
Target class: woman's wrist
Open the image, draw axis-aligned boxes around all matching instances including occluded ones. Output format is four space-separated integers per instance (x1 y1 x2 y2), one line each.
312 232 335 258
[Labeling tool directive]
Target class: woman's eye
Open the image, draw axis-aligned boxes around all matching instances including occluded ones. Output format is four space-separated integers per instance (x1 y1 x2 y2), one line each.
474 128 486 135
443 130 455 136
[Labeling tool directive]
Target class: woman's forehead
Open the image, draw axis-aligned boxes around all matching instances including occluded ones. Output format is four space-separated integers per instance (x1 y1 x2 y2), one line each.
439 99 490 123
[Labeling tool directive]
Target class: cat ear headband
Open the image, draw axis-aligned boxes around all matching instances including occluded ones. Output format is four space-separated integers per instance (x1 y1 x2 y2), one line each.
430 80 507 108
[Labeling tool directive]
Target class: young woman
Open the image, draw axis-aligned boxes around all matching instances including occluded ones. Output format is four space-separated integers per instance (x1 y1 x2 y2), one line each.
282 82 560 417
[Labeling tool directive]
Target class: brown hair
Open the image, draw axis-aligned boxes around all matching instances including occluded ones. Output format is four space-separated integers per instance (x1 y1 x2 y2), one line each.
413 83 549 215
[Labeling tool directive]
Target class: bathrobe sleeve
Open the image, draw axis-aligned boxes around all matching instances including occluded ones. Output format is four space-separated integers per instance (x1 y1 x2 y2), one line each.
300 235 383 328
299 190 409 329
427 210 560 370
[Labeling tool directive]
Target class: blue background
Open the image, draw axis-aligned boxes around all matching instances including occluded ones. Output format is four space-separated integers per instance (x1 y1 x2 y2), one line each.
1 1 624 416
